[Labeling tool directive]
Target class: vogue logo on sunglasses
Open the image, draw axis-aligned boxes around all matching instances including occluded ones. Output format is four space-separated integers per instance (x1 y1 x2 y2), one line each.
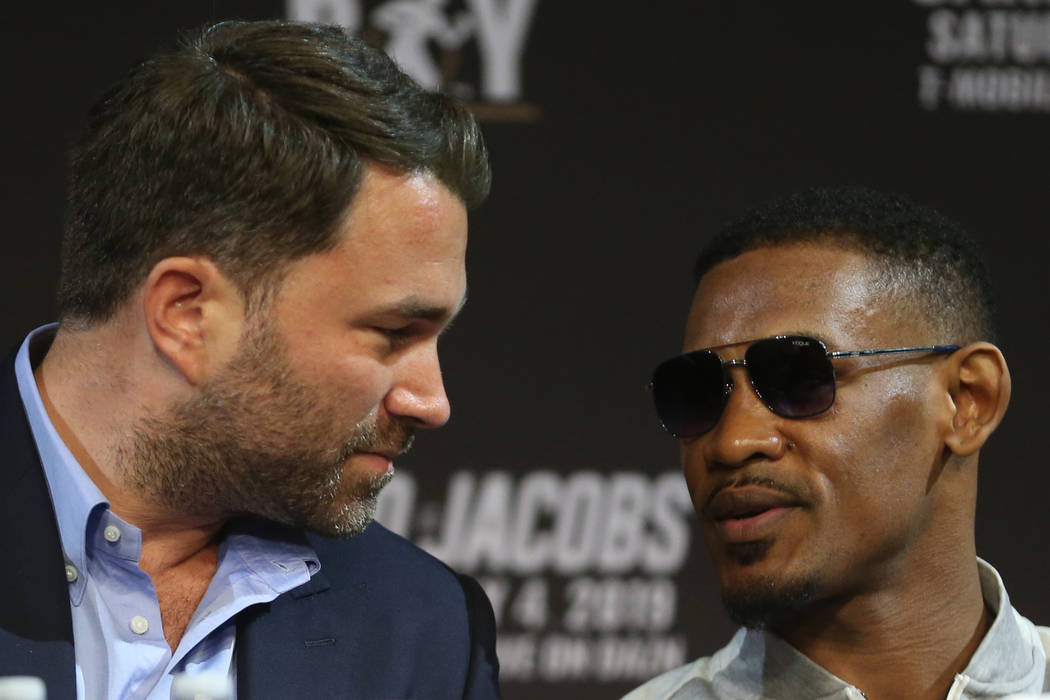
650 335 960 439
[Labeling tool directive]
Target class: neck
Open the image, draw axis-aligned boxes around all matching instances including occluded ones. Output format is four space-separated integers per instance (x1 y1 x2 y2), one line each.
777 555 989 700
34 326 226 572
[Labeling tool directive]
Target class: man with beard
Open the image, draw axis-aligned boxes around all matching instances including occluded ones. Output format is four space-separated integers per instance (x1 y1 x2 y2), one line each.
0 20 498 700
626 187 1048 699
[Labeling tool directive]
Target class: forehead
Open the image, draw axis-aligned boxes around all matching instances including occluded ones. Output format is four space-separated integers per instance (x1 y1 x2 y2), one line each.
341 167 467 251
684 243 912 352
272 166 468 318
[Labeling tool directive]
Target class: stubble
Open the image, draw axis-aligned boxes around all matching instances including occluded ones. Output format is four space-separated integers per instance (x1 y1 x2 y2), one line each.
120 316 411 537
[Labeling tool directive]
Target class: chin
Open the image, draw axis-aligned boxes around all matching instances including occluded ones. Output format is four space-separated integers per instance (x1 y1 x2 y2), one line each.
302 473 392 538
713 543 822 629
299 500 377 538
722 573 818 629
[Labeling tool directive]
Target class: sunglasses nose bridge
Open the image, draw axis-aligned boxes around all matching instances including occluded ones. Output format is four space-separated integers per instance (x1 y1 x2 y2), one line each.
701 360 792 467
721 358 748 390
715 358 752 416
722 355 798 427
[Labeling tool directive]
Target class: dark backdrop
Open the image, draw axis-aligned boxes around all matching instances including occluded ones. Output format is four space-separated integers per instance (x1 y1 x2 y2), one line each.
2 2 1047 699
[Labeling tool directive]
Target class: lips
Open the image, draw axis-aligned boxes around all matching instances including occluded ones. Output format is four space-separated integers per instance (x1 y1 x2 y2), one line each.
706 486 800 520
351 452 397 476
364 449 403 461
704 485 805 542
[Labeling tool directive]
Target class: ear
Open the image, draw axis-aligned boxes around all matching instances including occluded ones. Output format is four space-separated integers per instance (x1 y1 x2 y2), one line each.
943 342 1011 457
141 257 246 385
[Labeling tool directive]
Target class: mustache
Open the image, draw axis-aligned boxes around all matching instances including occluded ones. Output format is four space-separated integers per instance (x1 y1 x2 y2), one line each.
705 474 809 510
339 419 416 460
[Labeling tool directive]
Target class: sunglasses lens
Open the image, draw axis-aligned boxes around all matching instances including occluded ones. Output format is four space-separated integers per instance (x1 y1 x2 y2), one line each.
746 336 835 418
651 351 727 437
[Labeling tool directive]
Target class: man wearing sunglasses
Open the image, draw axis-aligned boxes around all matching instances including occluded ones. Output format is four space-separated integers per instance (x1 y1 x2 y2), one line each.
626 186 1047 699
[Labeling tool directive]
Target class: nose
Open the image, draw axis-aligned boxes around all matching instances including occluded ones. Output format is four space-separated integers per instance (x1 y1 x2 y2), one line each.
692 366 790 469
383 343 452 429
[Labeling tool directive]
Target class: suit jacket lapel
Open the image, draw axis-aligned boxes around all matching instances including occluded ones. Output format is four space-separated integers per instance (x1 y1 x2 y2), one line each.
235 569 349 698
0 350 77 698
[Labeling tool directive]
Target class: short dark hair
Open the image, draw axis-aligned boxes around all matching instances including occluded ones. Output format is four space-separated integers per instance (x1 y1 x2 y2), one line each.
58 20 491 324
693 186 996 343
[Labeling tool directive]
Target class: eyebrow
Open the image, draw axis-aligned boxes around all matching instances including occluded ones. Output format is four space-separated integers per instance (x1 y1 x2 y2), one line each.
376 289 468 325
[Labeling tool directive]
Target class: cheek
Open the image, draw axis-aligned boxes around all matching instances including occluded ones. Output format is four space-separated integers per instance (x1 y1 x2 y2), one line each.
286 338 393 418
324 356 391 414
680 443 711 515
817 371 943 524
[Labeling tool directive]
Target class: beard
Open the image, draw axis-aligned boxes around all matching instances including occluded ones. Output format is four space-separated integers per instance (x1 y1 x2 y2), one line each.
722 569 817 629
119 314 412 537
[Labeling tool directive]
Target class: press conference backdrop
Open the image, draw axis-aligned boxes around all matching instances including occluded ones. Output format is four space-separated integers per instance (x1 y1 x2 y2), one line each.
2 2 1047 698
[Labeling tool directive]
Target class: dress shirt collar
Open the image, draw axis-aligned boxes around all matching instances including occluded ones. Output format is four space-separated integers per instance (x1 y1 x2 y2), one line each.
722 558 1043 697
13 324 321 603
15 324 106 604
961 560 1045 694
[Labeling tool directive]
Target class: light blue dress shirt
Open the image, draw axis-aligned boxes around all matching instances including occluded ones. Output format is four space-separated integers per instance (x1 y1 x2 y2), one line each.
15 325 321 700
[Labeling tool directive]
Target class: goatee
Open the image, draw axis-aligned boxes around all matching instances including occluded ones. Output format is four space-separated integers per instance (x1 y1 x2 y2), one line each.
723 576 816 629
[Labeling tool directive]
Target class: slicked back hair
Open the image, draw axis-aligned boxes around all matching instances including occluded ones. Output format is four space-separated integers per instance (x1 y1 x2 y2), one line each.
692 186 997 344
58 20 491 325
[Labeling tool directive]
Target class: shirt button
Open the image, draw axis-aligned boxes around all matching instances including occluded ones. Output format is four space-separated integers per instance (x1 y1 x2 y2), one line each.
65 565 79 583
103 525 121 543
129 616 149 635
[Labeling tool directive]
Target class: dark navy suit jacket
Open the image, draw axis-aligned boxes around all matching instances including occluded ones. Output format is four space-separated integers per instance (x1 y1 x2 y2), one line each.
0 353 501 699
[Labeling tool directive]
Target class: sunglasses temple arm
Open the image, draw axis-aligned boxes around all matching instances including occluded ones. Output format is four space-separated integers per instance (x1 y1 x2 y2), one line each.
828 344 962 359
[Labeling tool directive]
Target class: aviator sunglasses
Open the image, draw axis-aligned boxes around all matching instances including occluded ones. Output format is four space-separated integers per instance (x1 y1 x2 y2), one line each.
650 335 960 438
